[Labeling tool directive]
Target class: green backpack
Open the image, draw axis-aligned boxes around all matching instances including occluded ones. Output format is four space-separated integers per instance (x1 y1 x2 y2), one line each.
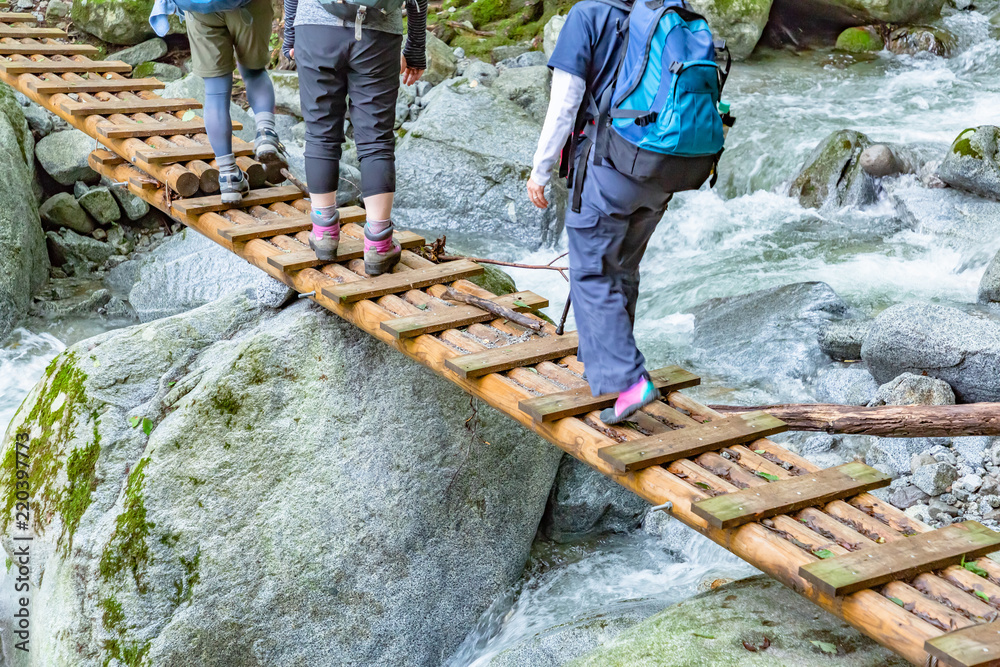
322 0 405 39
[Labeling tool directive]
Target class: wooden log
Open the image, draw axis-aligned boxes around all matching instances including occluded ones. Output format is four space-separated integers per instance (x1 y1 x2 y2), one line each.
0 42 100 55
27 77 163 94
708 403 1000 438
445 332 580 379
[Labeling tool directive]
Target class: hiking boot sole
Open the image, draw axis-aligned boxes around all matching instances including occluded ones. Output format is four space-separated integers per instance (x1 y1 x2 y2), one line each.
599 387 661 425
309 235 339 262
364 252 401 277
220 191 245 204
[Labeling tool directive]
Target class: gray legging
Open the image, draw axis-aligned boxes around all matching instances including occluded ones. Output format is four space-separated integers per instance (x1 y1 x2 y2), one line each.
294 25 402 197
204 66 275 159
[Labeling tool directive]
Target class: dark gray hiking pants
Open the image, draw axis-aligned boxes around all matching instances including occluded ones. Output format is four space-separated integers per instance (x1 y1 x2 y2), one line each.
295 25 402 197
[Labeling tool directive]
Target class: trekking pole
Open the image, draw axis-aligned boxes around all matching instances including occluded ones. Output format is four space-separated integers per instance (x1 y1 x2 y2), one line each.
556 294 572 336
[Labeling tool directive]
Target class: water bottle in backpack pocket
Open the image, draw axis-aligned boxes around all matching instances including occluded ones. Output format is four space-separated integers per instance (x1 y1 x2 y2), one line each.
595 0 731 193
321 0 405 40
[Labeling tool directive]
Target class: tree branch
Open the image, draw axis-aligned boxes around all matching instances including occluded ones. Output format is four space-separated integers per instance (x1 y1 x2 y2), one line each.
442 287 543 332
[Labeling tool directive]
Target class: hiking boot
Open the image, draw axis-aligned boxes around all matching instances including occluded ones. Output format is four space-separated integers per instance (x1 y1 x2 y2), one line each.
364 223 401 276
308 209 341 262
600 376 660 425
255 128 289 183
219 169 250 204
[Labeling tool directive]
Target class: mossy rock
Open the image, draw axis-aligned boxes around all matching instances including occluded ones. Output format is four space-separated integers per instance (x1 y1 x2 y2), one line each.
835 26 884 53
789 129 876 209
887 25 955 57
469 264 518 296
71 0 183 45
435 0 577 59
938 126 1000 201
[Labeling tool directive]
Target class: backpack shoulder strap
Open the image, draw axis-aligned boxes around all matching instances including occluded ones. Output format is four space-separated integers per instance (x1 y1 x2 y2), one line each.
589 0 634 13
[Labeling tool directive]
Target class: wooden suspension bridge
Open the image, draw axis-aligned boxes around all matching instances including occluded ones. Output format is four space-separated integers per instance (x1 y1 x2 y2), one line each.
4 10 1000 667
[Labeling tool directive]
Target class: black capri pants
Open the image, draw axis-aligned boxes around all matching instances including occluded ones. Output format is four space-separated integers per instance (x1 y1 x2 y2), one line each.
295 25 402 198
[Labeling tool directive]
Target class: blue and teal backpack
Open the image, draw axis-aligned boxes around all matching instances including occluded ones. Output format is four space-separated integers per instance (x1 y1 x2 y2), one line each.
567 0 732 210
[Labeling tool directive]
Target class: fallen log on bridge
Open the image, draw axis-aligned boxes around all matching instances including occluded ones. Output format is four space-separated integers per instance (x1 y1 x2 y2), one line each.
709 402 1000 438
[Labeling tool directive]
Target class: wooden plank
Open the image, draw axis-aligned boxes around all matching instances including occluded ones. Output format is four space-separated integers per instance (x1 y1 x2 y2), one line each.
0 43 100 55
0 59 129 74
800 521 1000 597
219 208 367 243
98 119 243 139
28 77 163 94
0 26 65 38
518 366 700 423
598 411 788 474
445 332 579 379
90 150 124 167
927 622 1000 667
0 12 39 21
381 291 550 339
170 186 303 216
322 260 483 304
265 231 425 271
136 141 253 165
61 97 200 116
691 462 891 529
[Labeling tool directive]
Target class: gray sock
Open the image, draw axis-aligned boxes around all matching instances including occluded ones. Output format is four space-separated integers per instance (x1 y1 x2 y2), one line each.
312 203 339 224
255 111 275 134
366 218 391 235
216 153 239 175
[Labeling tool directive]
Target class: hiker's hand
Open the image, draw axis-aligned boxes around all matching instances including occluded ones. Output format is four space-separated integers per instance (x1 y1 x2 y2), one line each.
527 178 548 209
401 55 424 86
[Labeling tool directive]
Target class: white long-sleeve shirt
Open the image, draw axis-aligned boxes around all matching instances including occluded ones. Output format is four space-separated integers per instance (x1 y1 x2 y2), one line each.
531 69 587 187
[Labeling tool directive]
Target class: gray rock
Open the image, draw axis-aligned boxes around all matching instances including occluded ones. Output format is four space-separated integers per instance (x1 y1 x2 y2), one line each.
109 37 168 67
812 365 879 405
979 248 1000 305
497 50 549 71
36 129 100 185
957 473 983 492
868 438 944 477
687 0 774 60
134 61 184 82
860 144 902 177
569 575 907 667
862 303 1000 403
540 455 649 543
913 462 958 496
912 453 937 474
890 182 1000 242
543 15 567 57
45 0 71 20
789 129 877 209
71 0 183 44
491 44 531 63
394 80 566 250
869 372 956 407
397 83 415 129
103 178 150 221
493 65 552 119
45 228 114 273
905 502 934 525
691 282 851 396
818 318 871 360
938 126 1000 201
889 484 929 509
270 70 300 117
956 436 993 467
887 25 955 56
425 31 458 86
252 273 295 308
465 61 499 87
929 497 962 518
0 83 48 338
23 102 55 136
162 74 255 142
0 290 561 666
39 192 95 235
77 186 121 225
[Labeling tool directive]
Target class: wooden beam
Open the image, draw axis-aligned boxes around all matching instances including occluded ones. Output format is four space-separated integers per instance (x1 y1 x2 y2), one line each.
90 149 124 167
691 462 891 529
381 291 549 339
97 119 243 139
62 97 200 116
322 260 483 304
801 522 1000 597
136 141 253 165
598 411 788 474
0 12 39 21
0 43 100 55
518 366 700 423
0 59 129 74
170 186 303 216
219 208 367 243
27 77 164 94
445 332 579 379
927 622 1000 667
265 231 425 272
0 26 66 38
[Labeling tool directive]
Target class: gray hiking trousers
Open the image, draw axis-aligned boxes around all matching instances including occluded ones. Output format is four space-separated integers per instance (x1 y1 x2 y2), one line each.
566 156 673 396
295 25 402 197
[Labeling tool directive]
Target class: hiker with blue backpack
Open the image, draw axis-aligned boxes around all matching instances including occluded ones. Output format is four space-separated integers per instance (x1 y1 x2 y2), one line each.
282 0 427 276
529 0 732 424
150 0 290 203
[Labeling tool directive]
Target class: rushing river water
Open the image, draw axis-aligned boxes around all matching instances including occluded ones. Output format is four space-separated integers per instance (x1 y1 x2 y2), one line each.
4 6 1000 664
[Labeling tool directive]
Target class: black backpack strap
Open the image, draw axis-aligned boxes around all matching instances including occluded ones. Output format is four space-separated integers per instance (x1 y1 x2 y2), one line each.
715 39 732 91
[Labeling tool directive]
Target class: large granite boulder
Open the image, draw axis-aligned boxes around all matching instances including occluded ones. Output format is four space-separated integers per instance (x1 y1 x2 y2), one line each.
890 182 1000 242
71 0 182 44
108 37 168 67
0 290 563 666
492 65 552 120
980 248 1000 305
394 78 567 251
789 129 876 209
36 128 100 186
862 303 1000 403
568 576 907 666
768 0 945 44
0 83 47 338
691 282 851 396
424 31 458 86
687 0 774 60
938 126 1000 201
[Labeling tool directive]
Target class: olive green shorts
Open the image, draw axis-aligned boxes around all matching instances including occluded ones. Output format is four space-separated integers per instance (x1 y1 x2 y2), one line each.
186 0 274 78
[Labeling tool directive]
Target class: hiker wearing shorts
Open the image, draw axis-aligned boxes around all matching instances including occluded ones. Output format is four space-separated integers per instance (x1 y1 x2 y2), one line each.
282 0 427 276
528 0 675 425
